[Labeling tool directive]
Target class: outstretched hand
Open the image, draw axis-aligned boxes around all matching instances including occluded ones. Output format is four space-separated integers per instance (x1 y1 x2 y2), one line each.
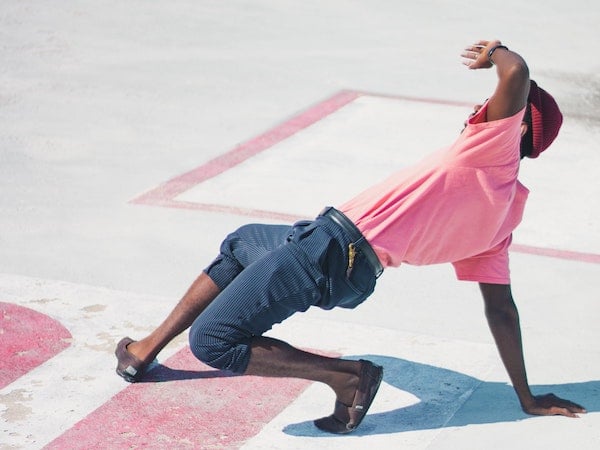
461 40 502 69
522 393 587 418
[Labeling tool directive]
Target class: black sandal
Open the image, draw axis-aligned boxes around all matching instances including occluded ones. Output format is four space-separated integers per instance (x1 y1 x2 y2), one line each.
115 337 147 382
314 359 383 434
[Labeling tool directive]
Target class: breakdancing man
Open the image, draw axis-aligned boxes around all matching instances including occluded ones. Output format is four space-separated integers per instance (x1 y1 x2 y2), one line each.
116 40 586 434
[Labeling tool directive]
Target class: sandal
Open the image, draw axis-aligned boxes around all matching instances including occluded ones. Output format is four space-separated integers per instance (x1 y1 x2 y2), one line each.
314 359 383 434
115 337 147 382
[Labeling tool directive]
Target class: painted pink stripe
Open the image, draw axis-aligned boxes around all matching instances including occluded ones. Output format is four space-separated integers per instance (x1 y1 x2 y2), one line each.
129 89 600 265
364 90 474 108
147 200 306 222
131 90 361 206
44 346 330 449
510 244 600 264
0 302 72 389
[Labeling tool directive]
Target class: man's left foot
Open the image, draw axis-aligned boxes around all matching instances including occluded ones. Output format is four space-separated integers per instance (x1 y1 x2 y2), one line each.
314 359 383 434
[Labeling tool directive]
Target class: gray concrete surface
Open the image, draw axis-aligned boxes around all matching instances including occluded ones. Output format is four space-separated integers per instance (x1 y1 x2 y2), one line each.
1 1 599 448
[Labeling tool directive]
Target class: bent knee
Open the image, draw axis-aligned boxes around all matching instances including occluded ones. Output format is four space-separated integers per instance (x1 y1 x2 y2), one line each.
188 327 250 374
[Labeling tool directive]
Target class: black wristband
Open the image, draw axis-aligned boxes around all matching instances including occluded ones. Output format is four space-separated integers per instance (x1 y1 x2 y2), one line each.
487 45 509 65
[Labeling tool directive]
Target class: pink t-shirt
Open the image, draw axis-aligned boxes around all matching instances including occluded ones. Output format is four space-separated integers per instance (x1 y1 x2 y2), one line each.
340 103 528 284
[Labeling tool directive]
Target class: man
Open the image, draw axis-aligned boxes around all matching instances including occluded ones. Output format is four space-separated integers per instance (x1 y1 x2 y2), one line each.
115 40 586 434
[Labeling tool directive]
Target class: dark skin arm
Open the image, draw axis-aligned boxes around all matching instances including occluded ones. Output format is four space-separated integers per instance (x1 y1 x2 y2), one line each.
480 283 586 417
464 41 585 416
462 39 530 121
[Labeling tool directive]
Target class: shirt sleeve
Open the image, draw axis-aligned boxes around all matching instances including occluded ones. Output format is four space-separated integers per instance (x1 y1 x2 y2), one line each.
452 235 512 284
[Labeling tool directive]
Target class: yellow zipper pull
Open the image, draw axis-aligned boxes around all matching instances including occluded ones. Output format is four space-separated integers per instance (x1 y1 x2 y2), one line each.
346 243 356 277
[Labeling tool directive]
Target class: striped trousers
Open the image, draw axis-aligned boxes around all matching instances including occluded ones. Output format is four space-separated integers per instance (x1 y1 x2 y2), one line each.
189 214 378 373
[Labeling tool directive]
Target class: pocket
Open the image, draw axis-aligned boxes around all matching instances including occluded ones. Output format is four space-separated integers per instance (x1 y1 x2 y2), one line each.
337 255 376 308
348 252 376 289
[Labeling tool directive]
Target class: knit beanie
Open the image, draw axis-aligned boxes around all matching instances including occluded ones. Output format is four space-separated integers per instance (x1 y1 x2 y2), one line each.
527 80 563 158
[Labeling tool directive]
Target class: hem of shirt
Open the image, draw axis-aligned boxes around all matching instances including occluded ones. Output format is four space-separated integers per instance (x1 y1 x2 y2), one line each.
456 274 510 285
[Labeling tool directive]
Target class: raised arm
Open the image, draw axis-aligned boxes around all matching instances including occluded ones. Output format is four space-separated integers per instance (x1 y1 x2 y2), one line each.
479 282 586 417
462 40 530 122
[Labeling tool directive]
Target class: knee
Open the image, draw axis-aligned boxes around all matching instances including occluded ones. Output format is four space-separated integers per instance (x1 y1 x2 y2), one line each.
189 339 222 370
188 323 224 368
188 321 250 373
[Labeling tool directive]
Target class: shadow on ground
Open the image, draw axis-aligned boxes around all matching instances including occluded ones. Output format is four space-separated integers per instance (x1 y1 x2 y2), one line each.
281 355 599 437
134 353 598 437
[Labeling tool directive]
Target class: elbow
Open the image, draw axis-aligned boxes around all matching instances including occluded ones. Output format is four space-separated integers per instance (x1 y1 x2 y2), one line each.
480 283 520 324
516 61 529 83
505 61 530 89
485 299 519 327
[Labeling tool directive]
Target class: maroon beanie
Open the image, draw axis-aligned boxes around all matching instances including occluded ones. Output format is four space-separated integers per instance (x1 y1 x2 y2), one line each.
527 80 563 158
